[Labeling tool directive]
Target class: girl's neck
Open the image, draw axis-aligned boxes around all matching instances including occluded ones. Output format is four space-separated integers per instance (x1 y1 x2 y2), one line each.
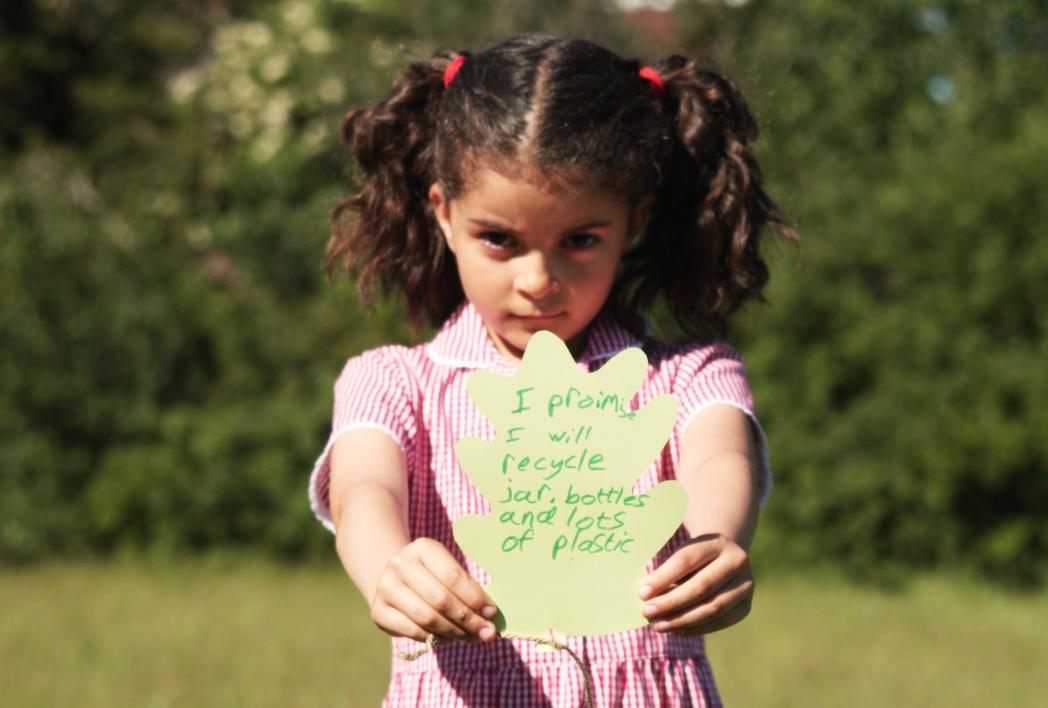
484 323 590 363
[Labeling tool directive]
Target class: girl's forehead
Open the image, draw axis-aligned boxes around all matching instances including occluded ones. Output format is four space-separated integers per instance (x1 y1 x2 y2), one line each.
454 163 626 212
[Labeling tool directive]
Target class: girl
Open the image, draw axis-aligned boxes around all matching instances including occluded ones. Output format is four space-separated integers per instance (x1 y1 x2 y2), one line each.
310 34 797 707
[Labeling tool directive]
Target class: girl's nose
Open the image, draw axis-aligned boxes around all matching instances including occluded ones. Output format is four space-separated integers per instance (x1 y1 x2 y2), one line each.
516 251 560 300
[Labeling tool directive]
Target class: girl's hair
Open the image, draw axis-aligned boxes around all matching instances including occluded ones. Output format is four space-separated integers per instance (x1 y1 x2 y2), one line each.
326 34 798 339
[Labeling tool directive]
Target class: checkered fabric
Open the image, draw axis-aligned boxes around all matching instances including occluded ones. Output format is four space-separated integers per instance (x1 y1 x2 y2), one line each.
309 302 771 707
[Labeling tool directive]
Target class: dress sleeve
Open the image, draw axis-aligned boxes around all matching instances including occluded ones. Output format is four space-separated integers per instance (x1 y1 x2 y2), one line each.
308 347 417 533
672 342 772 509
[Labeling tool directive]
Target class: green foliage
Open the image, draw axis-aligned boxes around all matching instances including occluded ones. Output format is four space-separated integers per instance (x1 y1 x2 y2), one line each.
679 0 1048 586
0 148 354 561
0 0 411 562
2 0 1044 587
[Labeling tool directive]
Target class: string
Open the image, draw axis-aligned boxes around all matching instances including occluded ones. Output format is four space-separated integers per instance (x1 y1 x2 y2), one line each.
398 633 595 708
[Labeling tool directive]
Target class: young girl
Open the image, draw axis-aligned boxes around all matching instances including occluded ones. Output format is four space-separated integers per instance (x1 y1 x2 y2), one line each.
309 34 796 707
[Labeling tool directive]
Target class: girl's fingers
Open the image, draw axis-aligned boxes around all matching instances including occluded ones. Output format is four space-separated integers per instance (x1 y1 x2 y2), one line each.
382 578 470 640
639 535 723 600
642 552 742 619
416 540 498 634
650 573 754 635
418 540 498 615
680 602 751 636
370 603 429 643
399 559 493 641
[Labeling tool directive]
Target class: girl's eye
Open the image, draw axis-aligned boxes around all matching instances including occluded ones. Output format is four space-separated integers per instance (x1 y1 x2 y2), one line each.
479 231 514 249
565 233 599 250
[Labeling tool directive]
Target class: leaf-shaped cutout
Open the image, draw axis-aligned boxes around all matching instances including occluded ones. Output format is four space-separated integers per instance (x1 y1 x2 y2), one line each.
452 330 686 636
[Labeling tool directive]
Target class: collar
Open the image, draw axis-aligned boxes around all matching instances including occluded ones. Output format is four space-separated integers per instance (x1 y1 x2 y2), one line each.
426 301 646 371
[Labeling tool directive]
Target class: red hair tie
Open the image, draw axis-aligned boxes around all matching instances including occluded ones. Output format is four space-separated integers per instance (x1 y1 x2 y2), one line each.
444 54 468 89
638 66 665 101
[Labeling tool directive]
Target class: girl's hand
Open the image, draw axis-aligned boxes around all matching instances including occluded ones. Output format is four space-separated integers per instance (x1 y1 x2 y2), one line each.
369 537 499 644
638 532 754 636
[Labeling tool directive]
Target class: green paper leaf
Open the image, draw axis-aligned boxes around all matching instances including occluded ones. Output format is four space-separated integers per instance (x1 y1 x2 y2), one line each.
453 331 686 636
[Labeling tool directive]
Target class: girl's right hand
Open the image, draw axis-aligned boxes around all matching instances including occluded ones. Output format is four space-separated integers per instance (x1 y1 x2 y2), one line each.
369 537 499 643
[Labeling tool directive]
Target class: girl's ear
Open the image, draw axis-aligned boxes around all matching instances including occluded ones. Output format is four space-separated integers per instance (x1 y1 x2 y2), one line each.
428 182 456 252
629 194 655 238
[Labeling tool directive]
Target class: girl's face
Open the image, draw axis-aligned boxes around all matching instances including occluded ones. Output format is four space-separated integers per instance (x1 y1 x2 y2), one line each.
430 166 651 362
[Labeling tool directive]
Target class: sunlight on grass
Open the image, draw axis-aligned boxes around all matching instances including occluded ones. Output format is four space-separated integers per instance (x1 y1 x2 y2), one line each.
708 570 1047 707
0 560 389 708
1 562 1044 707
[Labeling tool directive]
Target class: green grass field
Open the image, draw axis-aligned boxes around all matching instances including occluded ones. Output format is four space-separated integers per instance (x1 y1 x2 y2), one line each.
1 561 1044 707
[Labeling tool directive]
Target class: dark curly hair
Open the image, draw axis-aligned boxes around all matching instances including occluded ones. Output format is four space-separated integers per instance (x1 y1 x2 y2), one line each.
326 34 798 339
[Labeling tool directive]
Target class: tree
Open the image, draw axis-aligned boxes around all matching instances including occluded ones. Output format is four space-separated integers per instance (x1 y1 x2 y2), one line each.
674 0 1048 585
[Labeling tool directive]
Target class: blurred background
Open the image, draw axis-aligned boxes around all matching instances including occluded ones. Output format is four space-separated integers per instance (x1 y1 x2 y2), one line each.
2 0 1045 705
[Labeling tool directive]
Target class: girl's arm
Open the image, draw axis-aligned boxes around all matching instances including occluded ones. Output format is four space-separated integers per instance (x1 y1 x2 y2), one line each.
638 404 760 635
329 428 498 643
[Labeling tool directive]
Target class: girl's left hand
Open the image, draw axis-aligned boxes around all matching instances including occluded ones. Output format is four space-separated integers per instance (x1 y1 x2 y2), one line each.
638 532 754 636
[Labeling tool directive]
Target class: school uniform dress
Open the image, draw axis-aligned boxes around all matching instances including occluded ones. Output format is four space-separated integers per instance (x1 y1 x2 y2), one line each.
309 301 771 707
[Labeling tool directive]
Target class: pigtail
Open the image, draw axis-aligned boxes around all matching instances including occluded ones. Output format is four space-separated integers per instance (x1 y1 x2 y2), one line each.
324 52 465 329
621 56 798 339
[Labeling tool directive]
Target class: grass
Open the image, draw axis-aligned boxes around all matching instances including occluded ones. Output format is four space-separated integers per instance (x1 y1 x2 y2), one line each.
708 570 1047 707
1 560 1044 707
0 559 389 708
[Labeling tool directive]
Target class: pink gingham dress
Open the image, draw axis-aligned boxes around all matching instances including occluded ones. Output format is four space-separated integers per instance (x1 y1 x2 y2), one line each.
309 301 771 707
